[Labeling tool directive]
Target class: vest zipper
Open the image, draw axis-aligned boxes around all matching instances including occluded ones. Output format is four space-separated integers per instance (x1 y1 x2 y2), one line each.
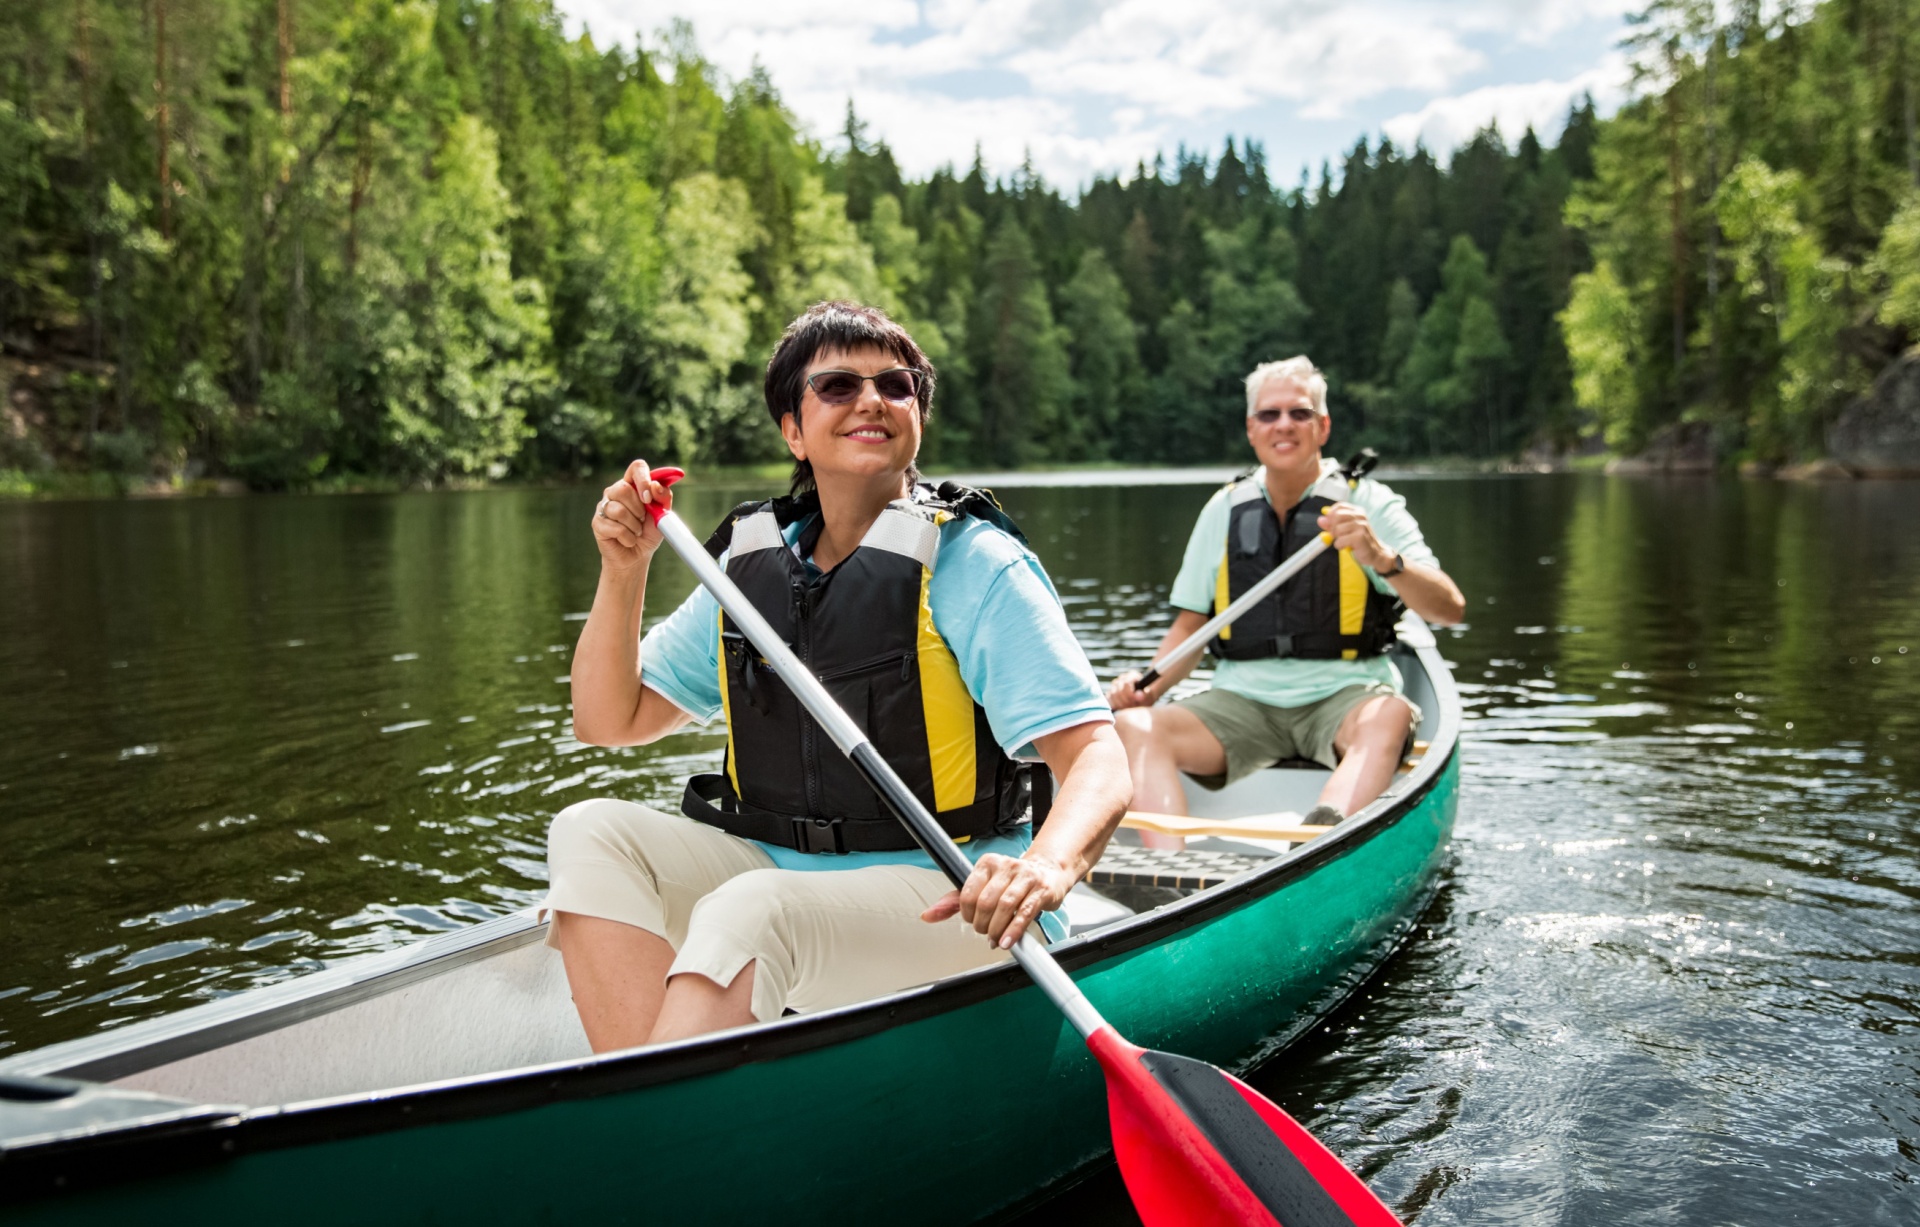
792 577 822 816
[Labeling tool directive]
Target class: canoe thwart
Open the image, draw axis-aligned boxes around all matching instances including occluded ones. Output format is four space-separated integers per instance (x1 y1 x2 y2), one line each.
1121 811 1334 843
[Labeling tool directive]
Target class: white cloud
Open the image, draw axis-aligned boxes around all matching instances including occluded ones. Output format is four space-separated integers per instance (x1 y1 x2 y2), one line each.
556 0 1632 184
1380 54 1628 155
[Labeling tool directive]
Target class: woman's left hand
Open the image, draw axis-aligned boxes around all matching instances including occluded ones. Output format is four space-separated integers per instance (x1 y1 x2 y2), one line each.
921 852 1079 949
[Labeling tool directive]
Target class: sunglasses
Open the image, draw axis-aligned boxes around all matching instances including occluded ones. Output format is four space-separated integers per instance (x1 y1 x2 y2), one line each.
806 367 922 406
1251 406 1320 425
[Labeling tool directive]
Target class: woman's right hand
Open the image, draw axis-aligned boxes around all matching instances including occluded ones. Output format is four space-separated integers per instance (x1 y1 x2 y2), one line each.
592 459 674 575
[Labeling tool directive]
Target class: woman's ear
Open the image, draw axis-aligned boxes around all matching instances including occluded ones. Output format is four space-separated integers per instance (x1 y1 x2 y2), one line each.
780 411 806 460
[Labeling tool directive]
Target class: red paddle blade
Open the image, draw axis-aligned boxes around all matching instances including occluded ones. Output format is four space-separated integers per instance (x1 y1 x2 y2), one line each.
1087 1026 1403 1227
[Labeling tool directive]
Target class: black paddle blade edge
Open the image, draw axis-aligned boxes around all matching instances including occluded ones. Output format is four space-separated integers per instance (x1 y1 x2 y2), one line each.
1138 1050 1360 1227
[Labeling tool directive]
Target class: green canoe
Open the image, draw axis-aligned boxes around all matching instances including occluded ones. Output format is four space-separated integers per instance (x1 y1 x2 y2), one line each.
0 619 1460 1224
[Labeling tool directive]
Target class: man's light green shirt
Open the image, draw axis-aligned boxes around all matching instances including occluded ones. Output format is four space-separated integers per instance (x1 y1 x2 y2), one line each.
1167 458 1440 710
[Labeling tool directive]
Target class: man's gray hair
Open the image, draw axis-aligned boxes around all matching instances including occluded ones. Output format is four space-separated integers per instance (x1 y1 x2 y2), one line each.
1244 356 1328 417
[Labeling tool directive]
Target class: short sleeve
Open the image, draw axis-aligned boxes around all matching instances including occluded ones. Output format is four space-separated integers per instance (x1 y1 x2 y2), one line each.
1168 487 1233 613
637 582 724 722
1355 479 1439 587
931 524 1112 756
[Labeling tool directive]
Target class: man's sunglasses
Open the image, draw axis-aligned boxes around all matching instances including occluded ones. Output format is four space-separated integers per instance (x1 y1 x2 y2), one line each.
1251 406 1321 425
806 368 922 405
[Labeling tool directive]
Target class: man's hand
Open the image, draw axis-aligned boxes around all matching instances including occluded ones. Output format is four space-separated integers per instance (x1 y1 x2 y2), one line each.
921 851 1079 949
1107 669 1155 710
1318 502 1394 571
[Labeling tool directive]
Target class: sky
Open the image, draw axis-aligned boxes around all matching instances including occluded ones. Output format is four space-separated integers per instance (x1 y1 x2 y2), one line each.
554 0 1640 192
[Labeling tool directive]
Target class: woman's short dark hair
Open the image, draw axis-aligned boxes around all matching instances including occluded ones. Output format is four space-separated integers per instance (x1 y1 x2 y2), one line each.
763 301 934 494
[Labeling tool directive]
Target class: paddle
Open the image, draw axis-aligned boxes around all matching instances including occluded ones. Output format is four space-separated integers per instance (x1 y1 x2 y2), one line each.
1132 534 1331 693
634 466 1403 1227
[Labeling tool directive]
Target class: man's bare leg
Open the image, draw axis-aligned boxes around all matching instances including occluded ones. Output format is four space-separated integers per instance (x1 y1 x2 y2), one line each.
1113 706 1228 849
551 910 676 1053
1320 695 1414 818
648 964 758 1044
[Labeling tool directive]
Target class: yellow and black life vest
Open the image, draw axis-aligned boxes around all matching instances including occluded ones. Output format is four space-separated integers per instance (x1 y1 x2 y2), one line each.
1210 457 1404 662
680 484 1029 854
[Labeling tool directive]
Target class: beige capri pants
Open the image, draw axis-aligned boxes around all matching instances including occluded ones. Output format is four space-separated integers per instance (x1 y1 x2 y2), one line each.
542 799 1011 1023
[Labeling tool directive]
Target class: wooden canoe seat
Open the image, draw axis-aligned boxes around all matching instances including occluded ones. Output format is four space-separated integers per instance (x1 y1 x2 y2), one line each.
1399 739 1430 774
1119 811 1333 842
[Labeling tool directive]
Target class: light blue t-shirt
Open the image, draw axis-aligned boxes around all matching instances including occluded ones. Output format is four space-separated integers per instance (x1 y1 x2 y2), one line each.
640 504 1113 899
1168 459 1440 709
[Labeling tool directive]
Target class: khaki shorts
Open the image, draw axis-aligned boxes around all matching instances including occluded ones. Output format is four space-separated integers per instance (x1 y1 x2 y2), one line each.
541 799 1010 1023
1174 683 1421 790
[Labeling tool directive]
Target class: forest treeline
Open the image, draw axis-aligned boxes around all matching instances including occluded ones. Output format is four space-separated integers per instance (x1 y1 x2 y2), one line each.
1 0 1916 487
1565 0 1920 463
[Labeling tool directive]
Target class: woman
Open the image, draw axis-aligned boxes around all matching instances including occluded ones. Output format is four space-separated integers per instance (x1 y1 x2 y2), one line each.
547 301 1131 1052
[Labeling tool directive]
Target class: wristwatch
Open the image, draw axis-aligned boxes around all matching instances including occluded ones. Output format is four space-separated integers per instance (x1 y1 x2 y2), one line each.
1379 553 1406 578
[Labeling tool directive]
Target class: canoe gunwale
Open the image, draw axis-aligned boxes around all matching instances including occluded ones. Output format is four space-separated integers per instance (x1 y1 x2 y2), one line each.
1 636 1460 1194
0 916 553 1087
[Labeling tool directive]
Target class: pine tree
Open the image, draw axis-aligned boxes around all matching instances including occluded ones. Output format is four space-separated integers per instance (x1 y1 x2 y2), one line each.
1060 248 1139 461
970 219 1070 467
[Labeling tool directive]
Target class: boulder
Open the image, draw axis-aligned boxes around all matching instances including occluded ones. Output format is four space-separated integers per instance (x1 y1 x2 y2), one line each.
1829 353 1920 476
1778 457 1853 480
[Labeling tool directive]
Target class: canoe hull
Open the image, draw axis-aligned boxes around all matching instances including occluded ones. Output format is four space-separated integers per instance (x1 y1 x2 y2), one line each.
7 751 1458 1225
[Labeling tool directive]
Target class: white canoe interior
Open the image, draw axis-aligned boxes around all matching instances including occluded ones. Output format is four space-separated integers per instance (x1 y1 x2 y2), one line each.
0 622 1446 1117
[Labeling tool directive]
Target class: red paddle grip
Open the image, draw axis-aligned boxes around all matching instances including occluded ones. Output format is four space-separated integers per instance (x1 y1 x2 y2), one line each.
626 465 685 524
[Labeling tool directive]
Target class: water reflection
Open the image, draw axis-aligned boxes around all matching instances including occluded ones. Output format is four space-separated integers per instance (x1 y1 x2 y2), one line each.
2 474 1917 1222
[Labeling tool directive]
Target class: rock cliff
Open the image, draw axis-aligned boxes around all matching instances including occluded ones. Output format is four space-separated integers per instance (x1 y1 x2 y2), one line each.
1829 354 1920 477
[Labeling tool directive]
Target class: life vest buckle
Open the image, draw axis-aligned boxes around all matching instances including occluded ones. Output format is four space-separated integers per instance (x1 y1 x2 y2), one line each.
790 815 847 855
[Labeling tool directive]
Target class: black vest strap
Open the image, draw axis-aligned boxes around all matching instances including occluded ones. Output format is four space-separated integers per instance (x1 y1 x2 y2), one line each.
681 771 1023 854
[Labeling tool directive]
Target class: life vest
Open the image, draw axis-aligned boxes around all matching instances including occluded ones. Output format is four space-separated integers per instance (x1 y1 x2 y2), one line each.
1210 456 1405 662
680 483 1029 855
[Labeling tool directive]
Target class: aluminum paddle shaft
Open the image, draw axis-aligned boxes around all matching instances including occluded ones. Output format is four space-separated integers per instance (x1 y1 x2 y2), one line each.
636 468 1404 1227
643 482 1106 1041
1134 533 1332 692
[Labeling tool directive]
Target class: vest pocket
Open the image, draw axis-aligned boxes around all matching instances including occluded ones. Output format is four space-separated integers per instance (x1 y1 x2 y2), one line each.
817 670 884 819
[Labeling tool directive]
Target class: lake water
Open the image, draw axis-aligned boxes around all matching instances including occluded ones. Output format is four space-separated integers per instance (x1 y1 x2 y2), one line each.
2 473 1916 1223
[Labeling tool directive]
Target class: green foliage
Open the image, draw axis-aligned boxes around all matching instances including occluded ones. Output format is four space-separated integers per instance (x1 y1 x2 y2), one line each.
1563 0 1914 460
649 173 760 463
1400 235 1512 454
1714 157 1853 457
969 219 1072 467
2 0 1908 484
357 114 551 479
1563 261 1648 448
1059 249 1139 460
1871 190 1920 336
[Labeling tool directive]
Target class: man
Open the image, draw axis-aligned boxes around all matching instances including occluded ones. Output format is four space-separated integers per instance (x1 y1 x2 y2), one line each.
1108 356 1465 832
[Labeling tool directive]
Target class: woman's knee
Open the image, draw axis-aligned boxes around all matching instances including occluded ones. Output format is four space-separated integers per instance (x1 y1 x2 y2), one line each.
547 798 668 865
687 868 796 934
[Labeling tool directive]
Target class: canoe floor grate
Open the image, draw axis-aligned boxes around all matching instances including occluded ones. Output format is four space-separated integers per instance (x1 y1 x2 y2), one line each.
1088 845 1270 891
